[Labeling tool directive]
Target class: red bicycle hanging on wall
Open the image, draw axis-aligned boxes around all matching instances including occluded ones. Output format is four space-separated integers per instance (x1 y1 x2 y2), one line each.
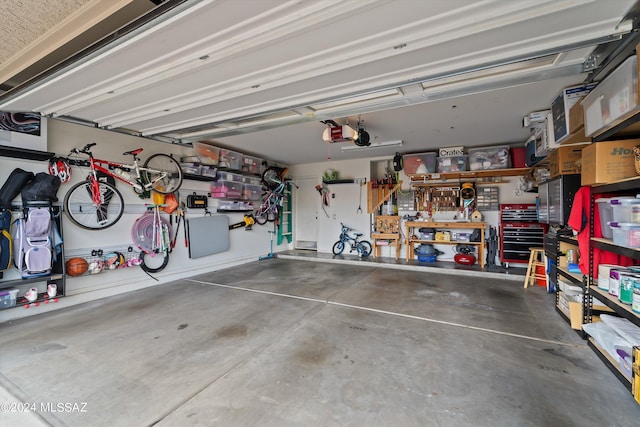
63 143 183 230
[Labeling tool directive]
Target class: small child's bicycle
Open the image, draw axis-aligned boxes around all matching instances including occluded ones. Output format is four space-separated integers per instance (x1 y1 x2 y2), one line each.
332 223 372 257
63 143 183 230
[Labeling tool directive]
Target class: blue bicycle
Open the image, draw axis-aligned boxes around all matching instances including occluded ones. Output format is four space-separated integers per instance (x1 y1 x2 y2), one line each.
332 223 372 257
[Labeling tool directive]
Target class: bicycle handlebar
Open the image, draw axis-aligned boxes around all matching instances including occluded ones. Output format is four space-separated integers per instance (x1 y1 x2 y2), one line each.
70 142 96 155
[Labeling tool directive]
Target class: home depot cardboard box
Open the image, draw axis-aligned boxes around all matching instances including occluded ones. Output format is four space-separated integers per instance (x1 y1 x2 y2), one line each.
581 139 640 185
548 144 588 178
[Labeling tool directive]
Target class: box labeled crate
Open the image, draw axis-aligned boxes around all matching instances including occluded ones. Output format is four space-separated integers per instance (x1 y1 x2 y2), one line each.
468 145 510 170
218 149 243 170
584 55 639 137
403 152 436 175
547 144 587 178
552 84 597 143
242 183 262 201
211 181 243 199
438 146 464 157
436 155 467 173
0 288 18 309
580 139 640 185
192 142 220 166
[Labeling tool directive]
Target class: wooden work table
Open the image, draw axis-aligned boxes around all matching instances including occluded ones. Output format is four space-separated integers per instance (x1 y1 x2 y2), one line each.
405 221 487 268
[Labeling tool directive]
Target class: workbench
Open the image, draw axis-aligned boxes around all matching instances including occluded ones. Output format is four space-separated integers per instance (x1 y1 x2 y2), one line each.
405 221 487 268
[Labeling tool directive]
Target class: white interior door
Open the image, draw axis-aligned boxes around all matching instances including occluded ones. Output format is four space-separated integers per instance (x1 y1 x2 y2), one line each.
294 177 319 249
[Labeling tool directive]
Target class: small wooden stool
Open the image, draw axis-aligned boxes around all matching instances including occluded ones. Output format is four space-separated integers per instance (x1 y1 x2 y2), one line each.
524 247 546 288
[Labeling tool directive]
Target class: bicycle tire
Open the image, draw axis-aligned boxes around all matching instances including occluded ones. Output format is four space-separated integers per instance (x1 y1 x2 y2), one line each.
266 206 279 222
140 250 169 273
143 153 183 194
255 211 269 225
332 241 345 255
357 240 372 257
261 166 286 191
64 180 124 230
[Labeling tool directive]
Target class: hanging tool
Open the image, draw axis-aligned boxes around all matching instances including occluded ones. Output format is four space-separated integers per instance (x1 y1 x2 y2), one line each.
171 203 186 251
357 180 364 214
229 214 256 231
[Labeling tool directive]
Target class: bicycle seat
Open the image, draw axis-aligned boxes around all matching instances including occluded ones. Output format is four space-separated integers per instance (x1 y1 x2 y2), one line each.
354 232 362 237
123 148 143 156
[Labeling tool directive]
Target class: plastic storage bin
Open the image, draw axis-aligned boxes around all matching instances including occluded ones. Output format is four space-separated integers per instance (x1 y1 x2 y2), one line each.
200 166 217 178
0 288 19 309
596 198 614 239
241 155 262 175
609 197 640 223
192 142 220 165
468 145 511 170
217 171 243 182
180 163 202 175
583 55 639 137
436 155 467 173
242 184 262 201
211 180 243 199
218 149 243 170
609 222 640 248
242 175 261 185
403 152 437 174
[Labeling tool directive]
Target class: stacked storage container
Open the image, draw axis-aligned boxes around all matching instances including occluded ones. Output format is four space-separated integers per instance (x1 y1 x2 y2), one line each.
242 176 262 201
607 196 640 248
211 172 243 199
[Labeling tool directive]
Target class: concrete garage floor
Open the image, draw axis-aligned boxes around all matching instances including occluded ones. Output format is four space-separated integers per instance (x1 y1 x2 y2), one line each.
1 258 639 426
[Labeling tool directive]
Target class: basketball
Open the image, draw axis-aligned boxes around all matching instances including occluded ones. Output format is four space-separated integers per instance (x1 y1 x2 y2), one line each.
65 257 89 277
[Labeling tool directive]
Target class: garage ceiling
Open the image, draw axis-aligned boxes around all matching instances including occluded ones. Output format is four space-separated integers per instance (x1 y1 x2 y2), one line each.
1 0 639 165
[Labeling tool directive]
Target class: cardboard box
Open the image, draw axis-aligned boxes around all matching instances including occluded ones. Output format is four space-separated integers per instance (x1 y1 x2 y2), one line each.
580 139 640 186
568 97 585 134
547 144 588 178
552 84 597 143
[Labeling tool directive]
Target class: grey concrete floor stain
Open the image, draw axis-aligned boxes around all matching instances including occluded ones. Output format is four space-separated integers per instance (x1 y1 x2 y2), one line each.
215 324 248 339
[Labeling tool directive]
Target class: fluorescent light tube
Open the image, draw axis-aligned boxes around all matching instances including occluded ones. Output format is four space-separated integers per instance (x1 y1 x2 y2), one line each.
341 140 402 152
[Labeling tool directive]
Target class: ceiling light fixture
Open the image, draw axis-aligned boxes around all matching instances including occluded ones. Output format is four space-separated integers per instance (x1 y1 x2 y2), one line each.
341 140 403 152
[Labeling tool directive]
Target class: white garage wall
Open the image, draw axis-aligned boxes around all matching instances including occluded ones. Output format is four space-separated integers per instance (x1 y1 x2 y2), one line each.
290 155 537 264
288 158 374 253
0 119 280 321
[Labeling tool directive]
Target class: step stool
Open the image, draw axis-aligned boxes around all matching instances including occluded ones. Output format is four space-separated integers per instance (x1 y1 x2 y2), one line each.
524 247 546 289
